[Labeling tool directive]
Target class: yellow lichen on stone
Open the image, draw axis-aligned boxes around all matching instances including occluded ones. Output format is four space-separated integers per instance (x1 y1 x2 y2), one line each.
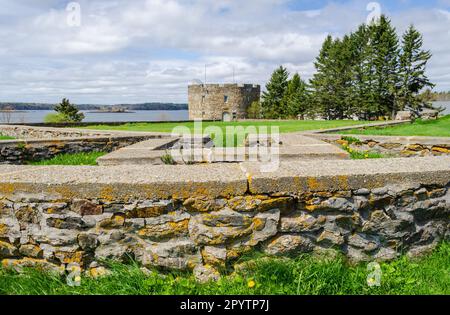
432 146 450 154
55 250 84 265
138 219 189 240
99 186 115 202
252 218 265 231
337 175 349 190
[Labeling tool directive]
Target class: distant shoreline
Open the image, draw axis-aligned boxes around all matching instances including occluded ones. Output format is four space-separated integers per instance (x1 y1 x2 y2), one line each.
88 111 136 114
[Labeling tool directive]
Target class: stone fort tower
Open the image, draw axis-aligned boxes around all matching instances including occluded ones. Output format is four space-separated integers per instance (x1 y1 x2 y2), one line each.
188 83 261 121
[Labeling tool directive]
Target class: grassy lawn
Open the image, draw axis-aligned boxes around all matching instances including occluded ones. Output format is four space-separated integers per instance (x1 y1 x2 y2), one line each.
339 115 450 137
0 134 14 140
0 243 448 295
83 120 370 134
27 152 106 166
83 120 372 147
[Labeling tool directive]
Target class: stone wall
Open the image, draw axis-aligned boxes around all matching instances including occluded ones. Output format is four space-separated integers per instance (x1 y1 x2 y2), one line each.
189 84 260 121
0 136 168 165
0 158 448 280
311 134 450 157
0 124 124 140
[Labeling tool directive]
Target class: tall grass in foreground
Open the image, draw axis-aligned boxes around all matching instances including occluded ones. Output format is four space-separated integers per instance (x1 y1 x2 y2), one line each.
0 243 448 295
27 152 106 166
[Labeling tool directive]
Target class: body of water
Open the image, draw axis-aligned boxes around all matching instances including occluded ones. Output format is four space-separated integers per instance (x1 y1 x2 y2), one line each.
0 103 448 124
0 110 189 124
433 101 450 115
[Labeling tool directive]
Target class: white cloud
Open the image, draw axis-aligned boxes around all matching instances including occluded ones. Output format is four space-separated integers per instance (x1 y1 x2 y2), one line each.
0 0 449 104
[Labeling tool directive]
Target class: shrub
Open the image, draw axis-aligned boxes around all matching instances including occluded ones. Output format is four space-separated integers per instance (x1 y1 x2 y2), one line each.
161 151 176 165
53 98 85 122
44 113 68 123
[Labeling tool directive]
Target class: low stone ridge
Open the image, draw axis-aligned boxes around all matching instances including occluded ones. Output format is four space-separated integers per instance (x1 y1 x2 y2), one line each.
243 156 450 194
97 134 350 166
312 134 450 157
0 135 172 165
0 124 169 140
0 157 448 281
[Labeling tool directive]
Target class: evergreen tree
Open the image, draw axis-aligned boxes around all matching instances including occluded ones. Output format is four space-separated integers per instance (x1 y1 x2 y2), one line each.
247 101 262 119
54 98 85 122
368 15 400 119
397 25 434 116
283 73 309 118
348 24 376 120
309 35 336 119
261 66 289 118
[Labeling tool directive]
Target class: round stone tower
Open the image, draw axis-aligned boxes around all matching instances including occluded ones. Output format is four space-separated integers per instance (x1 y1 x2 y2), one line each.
188 83 261 121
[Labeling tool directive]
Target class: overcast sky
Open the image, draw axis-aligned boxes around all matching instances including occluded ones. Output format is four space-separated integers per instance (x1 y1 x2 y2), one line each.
1 0 450 104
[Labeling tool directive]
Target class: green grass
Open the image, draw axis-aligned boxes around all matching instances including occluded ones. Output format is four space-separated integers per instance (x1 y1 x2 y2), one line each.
339 115 450 137
83 120 371 134
339 136 385 159
0 243 448 295
82 120 371 147
0 134 14 140
27 152 106 166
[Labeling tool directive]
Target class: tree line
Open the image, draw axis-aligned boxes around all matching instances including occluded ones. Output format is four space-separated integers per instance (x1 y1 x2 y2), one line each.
257 15 435 120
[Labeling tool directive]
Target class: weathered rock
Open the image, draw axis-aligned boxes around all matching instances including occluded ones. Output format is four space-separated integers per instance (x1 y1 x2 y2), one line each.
88 266 112 279
193 264 221 283
54 249 85 265
264 234 313 256
280 212 325 233
38 203 68 214
77 233 99 251
183 197 221 212
98 214 126 229
71 200 103 216
125 200 172 218
0 241 18 258
2 258 65 274
316 230 345 247
95 240 135 262
201 246 227 268
245 209 280 246
138 212 190 241
138 239 201 270
348 233 380 253
19 244 43 258
47 217 86 230
14 205 40 224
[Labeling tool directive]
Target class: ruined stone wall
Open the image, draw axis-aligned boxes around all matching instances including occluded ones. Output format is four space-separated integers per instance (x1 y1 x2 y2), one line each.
0 125 121 140
312 134 450 157
0 158 448 280
189 84 260 121
0 136 164 164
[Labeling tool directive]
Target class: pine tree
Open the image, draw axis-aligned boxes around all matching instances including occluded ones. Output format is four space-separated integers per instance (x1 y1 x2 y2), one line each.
309 35 336 119
261 66 289 118
310 35 354 119
284 73 309 118
54 98 85 122
368 15 400 119
348 24 375 120
397 25 434 116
